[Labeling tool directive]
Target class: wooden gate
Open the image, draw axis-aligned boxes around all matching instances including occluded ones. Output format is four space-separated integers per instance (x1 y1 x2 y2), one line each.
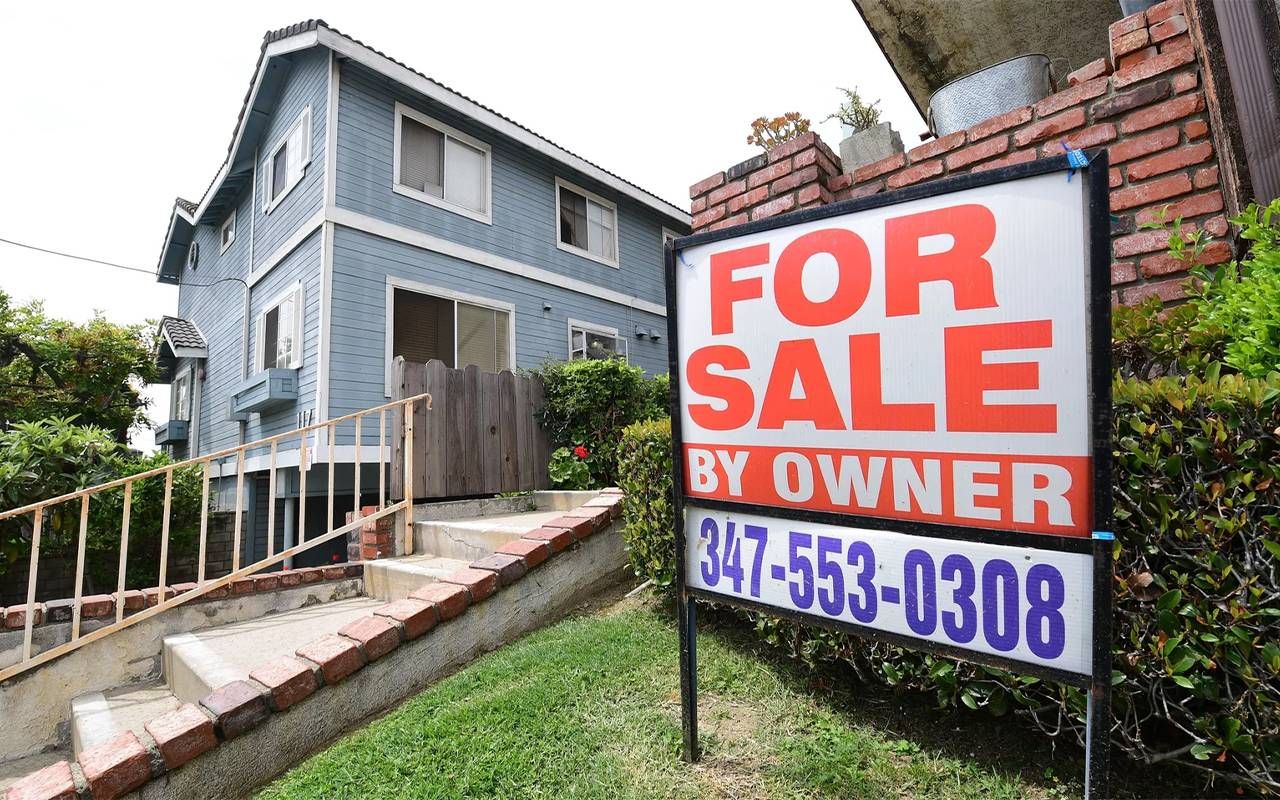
391 358 551 499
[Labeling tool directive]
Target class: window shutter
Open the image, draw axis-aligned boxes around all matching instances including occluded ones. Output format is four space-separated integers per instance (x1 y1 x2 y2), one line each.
289 285 305 368
255 314 266 371
286 117 305 186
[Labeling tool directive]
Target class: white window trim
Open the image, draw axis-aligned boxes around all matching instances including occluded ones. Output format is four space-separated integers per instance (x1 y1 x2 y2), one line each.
392 102 493 225
567 318 628 363
171 366 193 422
554 177 620 268
255 281 306 371
383 276 516 396
186 241 199 271
263 106 312 215
220 209 237 254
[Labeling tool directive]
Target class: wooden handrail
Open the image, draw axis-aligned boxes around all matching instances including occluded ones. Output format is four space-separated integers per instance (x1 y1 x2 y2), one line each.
1 390 430 683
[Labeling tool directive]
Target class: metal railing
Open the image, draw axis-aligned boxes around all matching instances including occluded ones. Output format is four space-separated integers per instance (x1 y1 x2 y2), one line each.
0 392 431 683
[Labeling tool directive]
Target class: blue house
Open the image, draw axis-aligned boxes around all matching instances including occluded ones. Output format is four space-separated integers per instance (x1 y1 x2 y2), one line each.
152 20 688 569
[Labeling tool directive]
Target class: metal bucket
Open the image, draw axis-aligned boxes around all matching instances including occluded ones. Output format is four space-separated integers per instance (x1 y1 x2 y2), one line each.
928 54 1054 137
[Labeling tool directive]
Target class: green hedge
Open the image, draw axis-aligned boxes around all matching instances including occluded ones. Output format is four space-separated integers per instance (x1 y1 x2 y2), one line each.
532 359 668 488
617 374 1280 792
0 418 203 594
617 418 675 587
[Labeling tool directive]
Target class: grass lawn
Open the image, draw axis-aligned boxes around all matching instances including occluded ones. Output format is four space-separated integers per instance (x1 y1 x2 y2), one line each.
259 588 1190 800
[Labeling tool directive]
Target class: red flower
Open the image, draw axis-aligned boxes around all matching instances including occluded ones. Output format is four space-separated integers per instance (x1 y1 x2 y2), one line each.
573 445 590 459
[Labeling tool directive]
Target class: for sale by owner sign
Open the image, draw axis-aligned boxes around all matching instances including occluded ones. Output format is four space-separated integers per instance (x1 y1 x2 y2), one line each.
676 170 1094 537
667 157 1113 796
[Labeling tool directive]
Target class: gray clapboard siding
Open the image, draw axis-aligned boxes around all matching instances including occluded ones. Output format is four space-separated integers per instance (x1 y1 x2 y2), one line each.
325 225 668 433
332 61 673 308
174 49 328 461
252 48 329 261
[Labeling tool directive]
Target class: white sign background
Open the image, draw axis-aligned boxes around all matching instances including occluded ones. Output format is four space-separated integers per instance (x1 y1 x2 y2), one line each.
673 172 1095 536
685 505 1094 676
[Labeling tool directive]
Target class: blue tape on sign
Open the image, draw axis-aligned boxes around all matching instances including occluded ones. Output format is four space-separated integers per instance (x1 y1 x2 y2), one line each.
1063 145 1092 181
679 252 695 269
1092 531 1115 540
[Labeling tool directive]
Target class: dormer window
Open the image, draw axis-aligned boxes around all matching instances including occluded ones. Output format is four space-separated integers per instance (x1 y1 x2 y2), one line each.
220 210 236 253
264 107 312 213
393 103 491 223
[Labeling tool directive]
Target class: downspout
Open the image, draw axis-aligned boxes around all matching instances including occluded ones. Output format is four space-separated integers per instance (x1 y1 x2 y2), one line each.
239 149 259 450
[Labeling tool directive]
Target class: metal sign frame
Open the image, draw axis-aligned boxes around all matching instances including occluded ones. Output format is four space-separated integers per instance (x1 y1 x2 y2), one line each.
664 153 1114 798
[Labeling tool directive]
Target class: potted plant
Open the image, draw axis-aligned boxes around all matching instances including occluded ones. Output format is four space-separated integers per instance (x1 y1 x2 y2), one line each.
826 87 902 171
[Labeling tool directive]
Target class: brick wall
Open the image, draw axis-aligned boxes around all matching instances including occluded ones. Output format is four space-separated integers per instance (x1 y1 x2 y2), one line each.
688 0 1229 306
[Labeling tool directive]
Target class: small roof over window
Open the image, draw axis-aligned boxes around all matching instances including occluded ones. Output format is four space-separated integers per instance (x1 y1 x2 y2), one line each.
156 316 207 381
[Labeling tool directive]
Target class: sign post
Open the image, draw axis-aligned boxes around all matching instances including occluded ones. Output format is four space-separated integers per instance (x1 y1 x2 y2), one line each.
666 154 1113 797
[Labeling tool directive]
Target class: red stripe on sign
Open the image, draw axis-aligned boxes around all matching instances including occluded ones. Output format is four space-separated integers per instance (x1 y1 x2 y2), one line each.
683 444 1091 537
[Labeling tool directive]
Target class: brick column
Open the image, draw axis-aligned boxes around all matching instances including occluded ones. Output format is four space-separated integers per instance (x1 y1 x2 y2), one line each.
686 0 1226 308
346 507 394 562
689 132 843 233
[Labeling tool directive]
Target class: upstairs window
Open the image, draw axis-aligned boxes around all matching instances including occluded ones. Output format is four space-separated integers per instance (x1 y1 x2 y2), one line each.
569 320 627 362
257 284 304 371
556 179 618 267
394 103 491 222
220 210 237 253
264 107 312 213
186 241 199 271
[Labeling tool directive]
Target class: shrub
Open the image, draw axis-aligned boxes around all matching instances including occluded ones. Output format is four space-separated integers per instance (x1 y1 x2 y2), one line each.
1112 299 1224 380
616 375 1280 793
532 359 668 487
1188 199 1280 378
617 418 675 586
0 418 202 594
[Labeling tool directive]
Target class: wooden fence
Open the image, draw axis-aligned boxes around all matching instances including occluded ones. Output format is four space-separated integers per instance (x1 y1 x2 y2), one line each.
391 358 551 500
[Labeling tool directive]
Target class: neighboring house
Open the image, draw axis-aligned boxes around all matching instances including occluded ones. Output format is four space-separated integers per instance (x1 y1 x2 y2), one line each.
152 20 689 568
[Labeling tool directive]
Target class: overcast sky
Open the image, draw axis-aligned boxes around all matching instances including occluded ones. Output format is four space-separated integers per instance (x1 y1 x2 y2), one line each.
0 0 923 450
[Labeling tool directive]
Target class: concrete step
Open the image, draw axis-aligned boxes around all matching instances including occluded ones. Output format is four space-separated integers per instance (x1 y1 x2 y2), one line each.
163 597 384 704
362 554 471 601
413 509 566 560
71 680 180 758
0 749 69 794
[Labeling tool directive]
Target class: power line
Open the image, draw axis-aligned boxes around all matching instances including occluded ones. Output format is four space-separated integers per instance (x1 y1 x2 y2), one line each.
0 236 246 291
0 236 155 276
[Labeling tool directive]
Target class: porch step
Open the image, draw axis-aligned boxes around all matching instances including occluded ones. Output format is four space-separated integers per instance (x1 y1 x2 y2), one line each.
0 749 69 794
162 597 384 704
413 509 566 560
362 554 471 602
71 680 180 758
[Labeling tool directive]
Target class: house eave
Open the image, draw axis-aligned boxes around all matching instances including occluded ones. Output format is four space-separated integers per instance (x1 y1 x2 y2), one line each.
155 206 195 285
171 21 688 245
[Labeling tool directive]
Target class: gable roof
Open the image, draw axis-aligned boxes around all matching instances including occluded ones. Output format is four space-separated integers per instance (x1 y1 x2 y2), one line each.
156 20 689 282
156 198 197 284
